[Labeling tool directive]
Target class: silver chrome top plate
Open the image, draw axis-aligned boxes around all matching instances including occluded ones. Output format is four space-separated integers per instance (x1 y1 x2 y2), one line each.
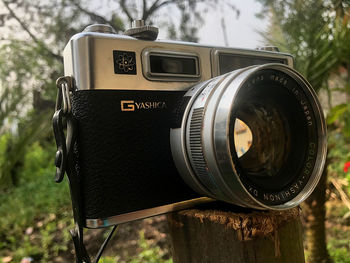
63 31 293 91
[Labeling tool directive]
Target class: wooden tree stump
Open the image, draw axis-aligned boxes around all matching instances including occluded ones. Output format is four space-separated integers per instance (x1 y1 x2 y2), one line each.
167 203 304 263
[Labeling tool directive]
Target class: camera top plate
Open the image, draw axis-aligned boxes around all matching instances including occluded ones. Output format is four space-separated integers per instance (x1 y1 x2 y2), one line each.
63 29 293 91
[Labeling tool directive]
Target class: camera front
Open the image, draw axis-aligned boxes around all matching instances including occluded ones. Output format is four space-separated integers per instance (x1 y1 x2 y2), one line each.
58 24 326 228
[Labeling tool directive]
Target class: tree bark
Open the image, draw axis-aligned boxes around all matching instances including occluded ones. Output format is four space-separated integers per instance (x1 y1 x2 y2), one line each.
302 159 332 263
168 204 305 263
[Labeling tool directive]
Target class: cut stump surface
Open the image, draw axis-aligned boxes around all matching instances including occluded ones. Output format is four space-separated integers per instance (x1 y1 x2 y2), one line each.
167 203 304 263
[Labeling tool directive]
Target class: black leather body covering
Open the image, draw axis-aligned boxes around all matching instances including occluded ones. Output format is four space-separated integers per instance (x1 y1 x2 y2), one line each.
71 89 199 220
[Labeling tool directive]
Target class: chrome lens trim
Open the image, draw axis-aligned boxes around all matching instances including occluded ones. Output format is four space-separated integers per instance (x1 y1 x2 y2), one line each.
213 64 326 209
170 80 215 196
172 63 326 210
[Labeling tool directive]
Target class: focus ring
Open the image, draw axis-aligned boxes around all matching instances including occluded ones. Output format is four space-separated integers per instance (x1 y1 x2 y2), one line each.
189 107 218 193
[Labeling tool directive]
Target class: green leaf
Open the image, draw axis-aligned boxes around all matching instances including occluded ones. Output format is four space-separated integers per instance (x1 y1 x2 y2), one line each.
327 104 348 125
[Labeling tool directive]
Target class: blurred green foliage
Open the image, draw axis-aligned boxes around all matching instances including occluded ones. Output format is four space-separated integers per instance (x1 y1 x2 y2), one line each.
0 141 73 261
329 247 350 263
328 129 350 193
128 231 172 263
99 230 173 263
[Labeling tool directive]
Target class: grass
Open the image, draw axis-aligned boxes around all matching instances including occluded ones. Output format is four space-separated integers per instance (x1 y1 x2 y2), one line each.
99 230 172 263
128 231 172 263
0 142 73 262
326 200 350 263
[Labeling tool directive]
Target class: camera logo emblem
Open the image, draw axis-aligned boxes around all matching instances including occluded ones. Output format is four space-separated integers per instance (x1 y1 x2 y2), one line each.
121 100 167 111
121 101 135 111
113 50 136 75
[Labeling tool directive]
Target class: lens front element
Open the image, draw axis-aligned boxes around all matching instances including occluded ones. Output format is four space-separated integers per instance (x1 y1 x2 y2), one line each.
170 64 326 210
234 99 292 179
233 119 252 158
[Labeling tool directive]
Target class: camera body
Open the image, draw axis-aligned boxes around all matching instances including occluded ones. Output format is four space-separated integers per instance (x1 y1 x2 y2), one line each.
62 24 325 228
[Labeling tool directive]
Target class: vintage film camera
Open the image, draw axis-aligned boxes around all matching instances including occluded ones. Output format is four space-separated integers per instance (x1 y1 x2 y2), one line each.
56 21 326 229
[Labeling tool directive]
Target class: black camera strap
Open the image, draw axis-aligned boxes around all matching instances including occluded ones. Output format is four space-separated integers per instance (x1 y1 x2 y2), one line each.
53 76 117 263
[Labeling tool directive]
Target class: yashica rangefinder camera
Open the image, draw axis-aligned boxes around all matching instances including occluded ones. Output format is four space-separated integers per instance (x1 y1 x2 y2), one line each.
59 22 326 228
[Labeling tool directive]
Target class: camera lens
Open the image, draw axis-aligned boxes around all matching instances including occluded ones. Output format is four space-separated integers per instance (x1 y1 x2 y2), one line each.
231 70 311 196
171 64 327 210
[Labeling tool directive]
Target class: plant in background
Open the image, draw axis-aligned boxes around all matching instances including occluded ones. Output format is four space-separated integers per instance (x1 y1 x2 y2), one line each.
0 142 73 261
128 231 172 263
326 15 350 198
256 0 350 262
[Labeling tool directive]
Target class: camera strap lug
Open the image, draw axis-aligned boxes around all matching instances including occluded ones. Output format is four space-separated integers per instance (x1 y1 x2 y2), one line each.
53 76 89 262
53 76 118 263
53 76 74 183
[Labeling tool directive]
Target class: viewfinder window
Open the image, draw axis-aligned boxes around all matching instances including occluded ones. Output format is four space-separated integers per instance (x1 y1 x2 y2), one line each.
150 55 197 75
143 50 200 81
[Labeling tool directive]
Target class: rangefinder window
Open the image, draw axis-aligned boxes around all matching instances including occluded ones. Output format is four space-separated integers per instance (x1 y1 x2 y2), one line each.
142 50 200 81
219 53 287 74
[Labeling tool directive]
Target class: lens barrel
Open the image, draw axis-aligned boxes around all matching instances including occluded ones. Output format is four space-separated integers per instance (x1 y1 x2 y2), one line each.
170 64 327 210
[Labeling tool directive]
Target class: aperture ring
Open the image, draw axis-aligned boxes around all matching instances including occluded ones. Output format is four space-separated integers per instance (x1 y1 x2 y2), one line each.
188 107 219 194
